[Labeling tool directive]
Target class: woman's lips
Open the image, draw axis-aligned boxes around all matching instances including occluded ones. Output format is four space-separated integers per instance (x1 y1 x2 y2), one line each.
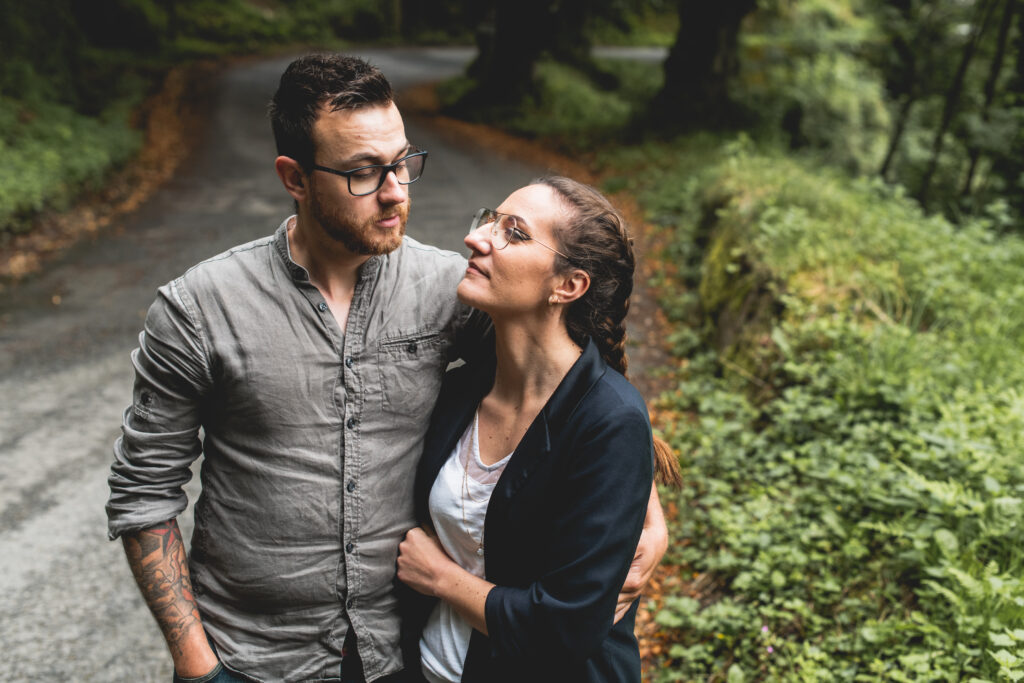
466 261 489 277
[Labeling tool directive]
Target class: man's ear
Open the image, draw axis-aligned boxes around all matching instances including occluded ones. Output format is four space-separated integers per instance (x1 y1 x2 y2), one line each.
552 269 590 305
275 156 308 203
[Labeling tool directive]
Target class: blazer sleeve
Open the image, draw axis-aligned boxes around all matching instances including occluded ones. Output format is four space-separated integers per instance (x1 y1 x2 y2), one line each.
483 401 654 664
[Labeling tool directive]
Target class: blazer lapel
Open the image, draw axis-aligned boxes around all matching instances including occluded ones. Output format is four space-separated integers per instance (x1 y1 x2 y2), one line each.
487 339 608 516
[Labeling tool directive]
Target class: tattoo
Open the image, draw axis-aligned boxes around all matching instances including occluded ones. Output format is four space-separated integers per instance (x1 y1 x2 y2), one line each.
123 521 202 658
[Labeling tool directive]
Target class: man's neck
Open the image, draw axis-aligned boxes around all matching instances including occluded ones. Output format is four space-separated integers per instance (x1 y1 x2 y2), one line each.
287 215 367 333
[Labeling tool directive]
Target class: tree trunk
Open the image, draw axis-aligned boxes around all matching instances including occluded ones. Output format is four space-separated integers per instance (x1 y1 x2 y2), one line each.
648 0 758 130
918 0 997 206
962 0 1016 196
880 95 916 179
467 0 553 104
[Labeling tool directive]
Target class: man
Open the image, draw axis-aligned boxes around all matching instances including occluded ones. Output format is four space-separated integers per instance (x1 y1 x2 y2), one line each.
107 53 666 682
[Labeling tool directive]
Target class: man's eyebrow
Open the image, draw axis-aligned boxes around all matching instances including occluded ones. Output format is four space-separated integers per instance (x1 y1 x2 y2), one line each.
336 143 411 168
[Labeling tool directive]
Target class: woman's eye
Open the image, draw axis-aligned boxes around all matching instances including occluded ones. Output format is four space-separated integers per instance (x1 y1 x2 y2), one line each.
509 228 530 242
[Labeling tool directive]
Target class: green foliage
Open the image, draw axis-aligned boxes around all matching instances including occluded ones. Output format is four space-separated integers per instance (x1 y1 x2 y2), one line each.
632 140 1024 680
0 96 142 234
737 2 891 174
588 1 678 47
440 58 662 151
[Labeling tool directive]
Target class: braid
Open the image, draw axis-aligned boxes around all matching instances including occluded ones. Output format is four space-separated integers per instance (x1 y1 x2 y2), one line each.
537 176 682 487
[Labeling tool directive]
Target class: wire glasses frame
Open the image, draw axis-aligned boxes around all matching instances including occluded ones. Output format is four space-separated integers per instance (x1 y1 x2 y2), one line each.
469 208 571 260
312 149 428 196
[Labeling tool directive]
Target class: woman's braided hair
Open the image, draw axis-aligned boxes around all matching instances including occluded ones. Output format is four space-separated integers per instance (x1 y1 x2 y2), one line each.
538 176 682 487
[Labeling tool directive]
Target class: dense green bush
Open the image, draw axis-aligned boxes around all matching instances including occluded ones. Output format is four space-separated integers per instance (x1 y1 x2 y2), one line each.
0 97 142 235
625 142 1024 680
439 58 662 151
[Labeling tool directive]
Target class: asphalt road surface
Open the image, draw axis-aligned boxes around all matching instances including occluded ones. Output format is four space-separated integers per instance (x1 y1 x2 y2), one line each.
0 46 664 681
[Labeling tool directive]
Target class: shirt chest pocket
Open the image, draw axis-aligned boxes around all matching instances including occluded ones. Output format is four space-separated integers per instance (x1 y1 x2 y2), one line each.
376 330 446 416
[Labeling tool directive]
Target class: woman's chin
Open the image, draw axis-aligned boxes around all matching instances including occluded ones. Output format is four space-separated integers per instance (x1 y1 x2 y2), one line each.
456 281 489 312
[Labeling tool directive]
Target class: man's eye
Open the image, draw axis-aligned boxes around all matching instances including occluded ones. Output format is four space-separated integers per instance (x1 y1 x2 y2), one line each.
351 167 379 179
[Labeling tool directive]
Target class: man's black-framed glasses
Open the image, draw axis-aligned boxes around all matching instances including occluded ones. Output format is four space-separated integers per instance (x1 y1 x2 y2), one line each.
312 149 428 196
470 208 571 260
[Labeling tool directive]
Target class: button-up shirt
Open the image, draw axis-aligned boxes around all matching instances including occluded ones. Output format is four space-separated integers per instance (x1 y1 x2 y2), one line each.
107 218 485 681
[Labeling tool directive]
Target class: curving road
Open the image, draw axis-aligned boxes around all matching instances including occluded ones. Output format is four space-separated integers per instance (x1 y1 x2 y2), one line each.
0 46 663 681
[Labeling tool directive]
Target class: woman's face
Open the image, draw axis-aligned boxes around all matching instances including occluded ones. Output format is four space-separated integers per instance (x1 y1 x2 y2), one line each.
457 184 567 318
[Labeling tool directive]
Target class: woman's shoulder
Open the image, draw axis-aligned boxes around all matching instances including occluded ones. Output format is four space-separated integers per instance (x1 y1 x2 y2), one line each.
581 365 650 424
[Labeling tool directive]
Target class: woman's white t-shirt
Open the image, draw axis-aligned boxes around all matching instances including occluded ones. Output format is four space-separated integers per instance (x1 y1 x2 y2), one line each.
420 410 512 683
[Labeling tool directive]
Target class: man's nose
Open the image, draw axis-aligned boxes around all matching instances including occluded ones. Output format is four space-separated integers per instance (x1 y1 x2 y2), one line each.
376 169 407 204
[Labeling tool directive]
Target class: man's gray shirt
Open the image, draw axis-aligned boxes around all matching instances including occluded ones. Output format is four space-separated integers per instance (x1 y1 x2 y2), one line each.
107 218 480 681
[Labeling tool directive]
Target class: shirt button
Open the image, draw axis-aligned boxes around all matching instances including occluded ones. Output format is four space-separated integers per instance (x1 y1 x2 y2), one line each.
346 480 356 493
346 597 355 609
346 542 354 553
345 356 354 368
317 302 327 312
346 417 357 429
406 342 417 353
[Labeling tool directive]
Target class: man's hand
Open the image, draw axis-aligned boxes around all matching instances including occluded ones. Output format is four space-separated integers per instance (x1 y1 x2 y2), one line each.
615 484 668 623
122 520 219 678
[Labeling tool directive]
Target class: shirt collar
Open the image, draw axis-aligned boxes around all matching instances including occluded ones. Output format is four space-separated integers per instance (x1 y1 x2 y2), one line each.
273 216 386 285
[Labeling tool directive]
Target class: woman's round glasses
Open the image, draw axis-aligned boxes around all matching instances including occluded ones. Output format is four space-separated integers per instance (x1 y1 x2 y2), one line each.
469 208 570 260
312 149 428 196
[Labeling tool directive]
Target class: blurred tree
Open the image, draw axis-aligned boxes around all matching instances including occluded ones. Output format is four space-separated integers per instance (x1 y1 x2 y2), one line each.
917 0 998 205
460 0 654 105
962 0 1017 196
648 0 758 129
876 0 947 180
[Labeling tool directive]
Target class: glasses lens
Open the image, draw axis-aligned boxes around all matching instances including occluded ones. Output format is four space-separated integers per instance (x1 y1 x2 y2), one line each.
348 152 427 196
396 153 426 185
470 208 493 232
494 214 515 249
349 166 384 196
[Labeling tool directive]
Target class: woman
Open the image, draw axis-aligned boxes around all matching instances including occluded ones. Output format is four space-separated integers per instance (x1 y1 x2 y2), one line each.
397 177 679 682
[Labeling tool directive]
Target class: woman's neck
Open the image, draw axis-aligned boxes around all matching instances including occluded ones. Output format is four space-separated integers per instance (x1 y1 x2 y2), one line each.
489 317 583 410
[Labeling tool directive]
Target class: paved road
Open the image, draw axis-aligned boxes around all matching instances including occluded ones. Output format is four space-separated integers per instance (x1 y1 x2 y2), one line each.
0 46 667 681
0 47 551 681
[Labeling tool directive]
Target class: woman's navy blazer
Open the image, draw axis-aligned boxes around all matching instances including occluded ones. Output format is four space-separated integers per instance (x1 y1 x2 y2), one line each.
403 338 655 682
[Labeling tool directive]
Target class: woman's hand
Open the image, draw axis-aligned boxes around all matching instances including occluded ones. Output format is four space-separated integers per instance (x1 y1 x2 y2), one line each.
397 526 456 597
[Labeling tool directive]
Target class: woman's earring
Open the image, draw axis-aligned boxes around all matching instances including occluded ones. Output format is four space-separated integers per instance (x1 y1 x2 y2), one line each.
548 295 559 305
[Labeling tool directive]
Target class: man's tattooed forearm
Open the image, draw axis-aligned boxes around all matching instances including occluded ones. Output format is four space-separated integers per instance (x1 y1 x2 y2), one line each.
123 521 202 656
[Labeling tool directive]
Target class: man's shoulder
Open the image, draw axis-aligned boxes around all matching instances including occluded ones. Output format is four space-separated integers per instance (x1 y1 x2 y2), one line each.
388 235 467 282
174 233 278 290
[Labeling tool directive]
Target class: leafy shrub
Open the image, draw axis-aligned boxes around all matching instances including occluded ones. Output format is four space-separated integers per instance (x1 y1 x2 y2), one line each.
0 96 141 235
634 143 1024 680
441 58 661 151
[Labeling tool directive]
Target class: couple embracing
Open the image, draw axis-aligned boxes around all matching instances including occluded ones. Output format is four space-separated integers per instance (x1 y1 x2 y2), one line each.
107 53 679 683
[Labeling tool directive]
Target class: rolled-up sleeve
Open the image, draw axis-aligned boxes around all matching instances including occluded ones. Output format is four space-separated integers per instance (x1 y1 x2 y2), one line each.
483 404 654 664
106 278 212 539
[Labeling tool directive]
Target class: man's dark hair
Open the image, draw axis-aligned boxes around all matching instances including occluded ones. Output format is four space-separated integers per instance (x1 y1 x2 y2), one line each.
269 54 394 171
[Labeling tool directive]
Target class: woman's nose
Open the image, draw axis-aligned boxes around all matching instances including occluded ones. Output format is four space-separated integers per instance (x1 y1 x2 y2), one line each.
464 225 493 253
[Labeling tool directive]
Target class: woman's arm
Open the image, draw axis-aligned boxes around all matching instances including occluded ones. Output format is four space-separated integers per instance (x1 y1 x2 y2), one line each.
397 527 493 635
615 483 668 622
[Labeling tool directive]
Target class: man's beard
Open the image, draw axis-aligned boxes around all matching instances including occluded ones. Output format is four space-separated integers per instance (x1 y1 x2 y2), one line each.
310 188 410 256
